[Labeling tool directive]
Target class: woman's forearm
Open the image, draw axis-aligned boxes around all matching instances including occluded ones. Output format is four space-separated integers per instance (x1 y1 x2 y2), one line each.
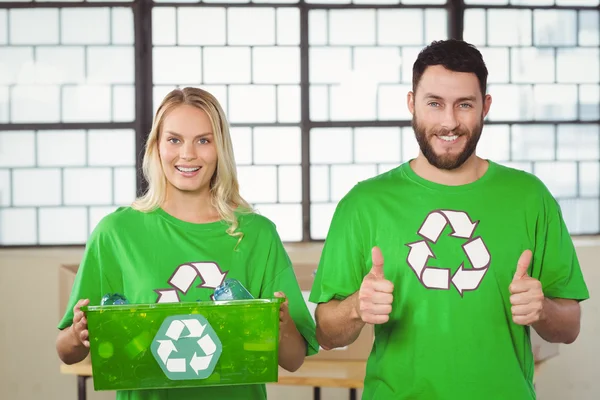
278 323 307 372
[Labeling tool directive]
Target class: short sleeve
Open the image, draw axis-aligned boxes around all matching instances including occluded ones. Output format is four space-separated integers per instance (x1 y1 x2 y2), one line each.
532 197 590 302
57 224 123 330
260 228 320 357
309 188 366 305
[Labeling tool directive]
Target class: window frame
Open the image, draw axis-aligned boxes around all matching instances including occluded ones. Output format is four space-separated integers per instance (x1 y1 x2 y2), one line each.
0 0 597 246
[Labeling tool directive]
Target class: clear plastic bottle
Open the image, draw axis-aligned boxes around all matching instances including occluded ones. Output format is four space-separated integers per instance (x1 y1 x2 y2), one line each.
213 278 254 301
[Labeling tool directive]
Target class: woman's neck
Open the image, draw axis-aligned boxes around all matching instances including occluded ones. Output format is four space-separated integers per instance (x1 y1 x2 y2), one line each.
161 188 221 224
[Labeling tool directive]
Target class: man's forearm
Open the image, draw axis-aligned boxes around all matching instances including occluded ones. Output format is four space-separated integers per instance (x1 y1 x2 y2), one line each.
532 298 581 344
315 292 366 350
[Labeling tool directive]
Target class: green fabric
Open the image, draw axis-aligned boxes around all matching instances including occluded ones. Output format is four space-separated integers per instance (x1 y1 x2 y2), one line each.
59 207 318 400
310 160 589 400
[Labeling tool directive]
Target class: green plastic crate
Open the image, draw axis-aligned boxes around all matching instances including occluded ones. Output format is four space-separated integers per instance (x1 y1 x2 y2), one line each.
82 298 283 391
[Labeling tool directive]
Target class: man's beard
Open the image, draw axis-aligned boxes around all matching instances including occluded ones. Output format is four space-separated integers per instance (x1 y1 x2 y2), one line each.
412 115 483 170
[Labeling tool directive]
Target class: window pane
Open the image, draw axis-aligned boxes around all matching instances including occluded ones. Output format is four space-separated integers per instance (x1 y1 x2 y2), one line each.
534 10 577 46
557 124 600 161
0 131 35 167
559 198 599 235
253 47 300 84
228 8 275 45
37 130 86 167
154 6 292 126
253 127 301 165
557 48 599 84
11 9 59 44
310 203 336 240
464 9 486 46
487 10 532 46
238 166 278 203
331 165 377 201
486 84 534 121
534 84 578 121
511 48 554 83
39 207 88 245
153 47 202 85
535 162 577 198
150 6 301 241
1 6 134 123
61 8 111 44
254 204 302 242
1 208 37 246
309 7 447 122
480 47 509 83
580 162 599 197
354 127 401 163
228 86 276 123
466 4 600 236
0 10 7 45
203 47 251 84
309 127 397 223
1 129 137 245
177 7 226 45
580 84 600 121
64 168 113 205
579 11 599 46
477 125 510 161
511 125 555 161
277 8 300 45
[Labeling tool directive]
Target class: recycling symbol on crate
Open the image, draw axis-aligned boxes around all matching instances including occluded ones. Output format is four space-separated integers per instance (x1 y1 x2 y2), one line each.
406 209 491 296
151 315 222 380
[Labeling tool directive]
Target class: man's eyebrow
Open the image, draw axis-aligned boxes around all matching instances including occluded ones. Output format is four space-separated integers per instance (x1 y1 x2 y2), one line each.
424 93 444 100
423 94 477 102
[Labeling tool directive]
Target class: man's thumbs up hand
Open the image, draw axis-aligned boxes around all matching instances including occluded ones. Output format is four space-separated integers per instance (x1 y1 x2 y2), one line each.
356 247 394 325
509 249 545 326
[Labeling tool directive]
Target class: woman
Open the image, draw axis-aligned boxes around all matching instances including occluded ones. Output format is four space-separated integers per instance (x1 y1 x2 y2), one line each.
56 87 318 400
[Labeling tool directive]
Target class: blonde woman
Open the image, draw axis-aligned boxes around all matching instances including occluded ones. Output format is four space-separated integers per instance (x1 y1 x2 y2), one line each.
56 87 318 400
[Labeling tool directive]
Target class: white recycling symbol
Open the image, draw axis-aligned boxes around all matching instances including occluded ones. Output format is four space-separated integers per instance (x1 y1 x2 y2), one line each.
155 262 227 303
406 209 491 296
152 315 223 380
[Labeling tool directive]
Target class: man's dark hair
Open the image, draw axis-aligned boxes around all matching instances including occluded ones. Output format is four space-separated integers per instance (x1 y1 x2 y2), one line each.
412 39 488 97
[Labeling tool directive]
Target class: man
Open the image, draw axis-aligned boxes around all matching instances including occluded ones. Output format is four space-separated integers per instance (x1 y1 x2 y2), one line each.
309 39 589 399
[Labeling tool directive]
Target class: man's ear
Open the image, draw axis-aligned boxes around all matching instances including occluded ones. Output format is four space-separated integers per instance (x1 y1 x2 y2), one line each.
407 91 415 116
482 94 492 119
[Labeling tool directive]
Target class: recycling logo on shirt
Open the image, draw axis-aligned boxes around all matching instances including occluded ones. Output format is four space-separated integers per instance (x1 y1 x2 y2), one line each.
155 262 227 303
406 209 491 296
151 315 222 380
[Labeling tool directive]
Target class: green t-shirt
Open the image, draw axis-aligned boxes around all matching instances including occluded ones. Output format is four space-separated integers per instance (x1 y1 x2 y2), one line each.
310 160 589 400
58 207 319 400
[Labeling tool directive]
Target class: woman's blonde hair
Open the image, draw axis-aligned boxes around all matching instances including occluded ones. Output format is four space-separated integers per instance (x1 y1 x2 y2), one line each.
132 87 252 239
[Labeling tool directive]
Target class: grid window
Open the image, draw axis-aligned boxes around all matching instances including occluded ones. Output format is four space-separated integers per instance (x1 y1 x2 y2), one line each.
0 3 136 246
465 3 600 234
310 126 420 239
0 129 136 245
308 5 448 238
152 6 302 241
309 7 448 121
1 0 599 246
0 6 135 124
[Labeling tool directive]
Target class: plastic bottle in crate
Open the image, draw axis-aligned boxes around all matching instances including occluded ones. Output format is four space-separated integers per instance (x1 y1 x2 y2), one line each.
213 278 254 301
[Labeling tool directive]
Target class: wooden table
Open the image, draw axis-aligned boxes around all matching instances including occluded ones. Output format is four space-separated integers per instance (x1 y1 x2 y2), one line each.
60 359 365 400
61 359 543 400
